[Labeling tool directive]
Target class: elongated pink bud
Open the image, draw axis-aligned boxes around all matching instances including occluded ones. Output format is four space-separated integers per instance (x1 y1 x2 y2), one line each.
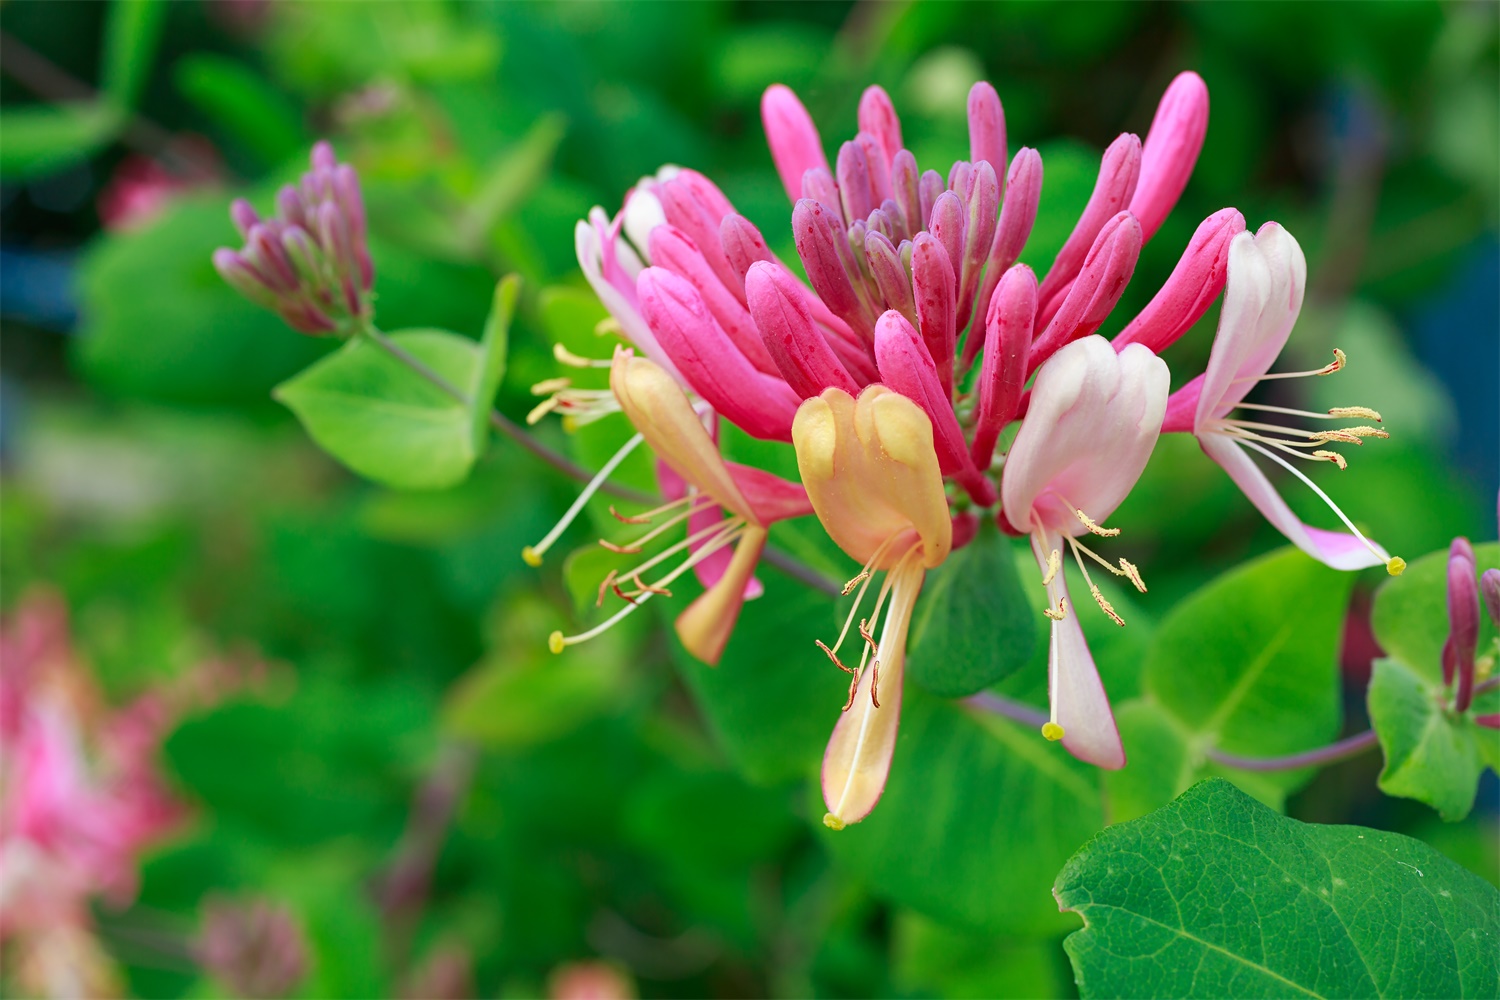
971 265 1036 468
749 259 877 383
1131 71 1209 242
230 199 261 239
746 261 861 399
649 226 780 377
1030 211 1143 369
637 267 802 441
720 213 775 293
928 191 966 285
965 148 1043 369
918 170 943 229
763 84 829 203
793 199 876 337
1448 541 1479 710
955 160 1000 333
864 230 917 326
948 161 974 201
248 223 299 292
801 167 842 219
910 233 957 398
1113 208 1244 353
656 170 743 304
858 85 904 167
1037 133 1141 320
967 82 1007 184
891 150 921 237
1483 568 1500 627
214 248 281 309
837 139 880 228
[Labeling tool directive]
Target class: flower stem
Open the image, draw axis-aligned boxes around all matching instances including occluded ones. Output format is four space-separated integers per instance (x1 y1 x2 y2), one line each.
1204 730 1378 772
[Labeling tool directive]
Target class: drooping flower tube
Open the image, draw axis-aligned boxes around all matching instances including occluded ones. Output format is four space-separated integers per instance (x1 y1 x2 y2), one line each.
540 348 813 666
792 385 952 829
1000 336 1169 769
1160 223 1404 575
1444 538 1480 713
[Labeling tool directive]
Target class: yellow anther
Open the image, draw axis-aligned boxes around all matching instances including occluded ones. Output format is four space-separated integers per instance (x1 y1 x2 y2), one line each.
1041 548 1061 586
522 546 543 567
823 812 847 831
1118 558 1147 593
1319 348 1347 374
530 376 572 395
841 570 871 596
1340 425 1389 439
1041 722 1065 741
526 396 560 425
595 317 624 336
1328 406 1382 422
548 631 566 654
1310 430 1363 445
553 343 609 368
1313 449 1348 470
1075 509 1120 537
1386 556 1406 577
1043 597 1068 621
1090 584 1126 627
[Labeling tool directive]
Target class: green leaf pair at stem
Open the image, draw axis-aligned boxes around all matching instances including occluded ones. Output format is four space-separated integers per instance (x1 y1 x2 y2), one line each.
273 276 518 490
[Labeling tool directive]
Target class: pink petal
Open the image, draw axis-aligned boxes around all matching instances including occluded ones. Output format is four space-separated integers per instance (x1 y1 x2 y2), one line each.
656 457 762 602
648 225 781 376
793 198 877 338
967 82 1008 179
1030 212 1143 369
745 261 861 399
655 170 743 303
1131 71 1210 243
1037 133 1141 319
955 160 1000 333
971 264 1036 469
1113 207 1245 353
966 147 1043 370
763 84 830 204
858 86 904 167
910 232 958 397
873 311 972 478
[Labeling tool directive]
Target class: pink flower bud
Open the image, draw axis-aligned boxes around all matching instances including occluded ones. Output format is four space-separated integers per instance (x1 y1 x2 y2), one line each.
197 897 308 1000
1037 133 1142 322
1448 541 1479 710
864 229 917 326
1476 714 1500 730
1131 71 1210 242
891 149 921 237
310 139 337 172
230 198 260 239
648 226 779 376
793 198 876 338
801 167 842 219
858 85 904 167
655 170 742 303
967 81 1008 183
918 169 944 229
928 190 966 287
1113 207 1245 353
213 248 280 309
837 139 880 228
910 232 957 398
965 147 1042 370
1482 568 1500 627
955 159 1000 333
971 264 1036 469
948 160 974 201
1031 211 1143 369
762 84 829 204
247 223 299 292
275 185 307 229
745 261 861 399
719 213 775 294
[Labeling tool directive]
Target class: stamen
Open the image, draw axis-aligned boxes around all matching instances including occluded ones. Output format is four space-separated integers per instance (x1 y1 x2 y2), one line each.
1237 438 1402 574
1041 548 1061 586
1338 425 1388 439
600 539 643 554
1090 584 1126 627
600 495 714 556
1308 430 1363 446
870 659 881 709
1043 598 1068 621
816 640 856 674
1328 406 1381 421
595 317 624 337
530 376 572 395
526 396 561 425
1068 536 1147 592
1234 348 1345 382
523 433 645 566
1067 537 1126 626
613 515 744 585
858 619 879 651
596 569 618 608
1312 449 1348 470
609 494 697 525
553 343 612 368
842 571 870 597
1118 558 1147 593
1041 722 1065 741
1074 509 1120 537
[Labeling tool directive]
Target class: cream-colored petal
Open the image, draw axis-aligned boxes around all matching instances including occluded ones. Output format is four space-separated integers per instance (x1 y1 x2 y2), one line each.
675 526 767 665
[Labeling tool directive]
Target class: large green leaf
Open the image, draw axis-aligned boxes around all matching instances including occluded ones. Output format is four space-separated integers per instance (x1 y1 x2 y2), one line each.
0 103 123 179
819 690 1104 936
101 0 166 110
891 911 1069 1000
1368 657 1499 822
471 275 519 450
907 520 1038 698
274 329 483 490
1057 779 1500 999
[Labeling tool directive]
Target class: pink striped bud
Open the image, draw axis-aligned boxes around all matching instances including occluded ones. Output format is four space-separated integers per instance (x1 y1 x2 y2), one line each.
1476 715 1500 730
648 226 780 376
910 233 957 398
967 82 1008 185
1447 540 1479 710
928 191 966 287
746 261 861 399
793 199 876 338
762 84 829 203
719 213 775 294
966 147 1043 370
837 139 880 228
213 249 281 309
948 161 974 201
1037 133 1142 322
877 197 907 242
656 170 742 303
855 131 893 206
274 186 307 230
637 267 802 441
248 223 299 292
864 230 917 326
311 140 336 172
230 199 261 239
891 150 921 237
866 206 896 243
955 159 1000 332
1482 568 1500 627
1131 71 1210 242
1030 211 1143 370
971 264 1036 469
857 85 904 167
332 164 372 288
1113 208 1245 353
801 167 843 219
918 170 944 229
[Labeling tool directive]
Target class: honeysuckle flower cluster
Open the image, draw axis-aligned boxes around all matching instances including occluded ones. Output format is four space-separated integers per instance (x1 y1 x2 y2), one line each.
527 71 1409 828
213 141 374 336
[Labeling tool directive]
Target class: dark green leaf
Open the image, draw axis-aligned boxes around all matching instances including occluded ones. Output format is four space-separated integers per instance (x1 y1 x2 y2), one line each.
101 0 165 109
174 54 307 164
1057 778 1500 999
458 115 568 253
274 329 482 490
0 102 123 179
892 911 1069 999
908 520 1038 697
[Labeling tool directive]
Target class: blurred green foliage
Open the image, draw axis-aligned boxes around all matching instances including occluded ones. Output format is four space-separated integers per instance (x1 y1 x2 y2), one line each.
2 1 1496 998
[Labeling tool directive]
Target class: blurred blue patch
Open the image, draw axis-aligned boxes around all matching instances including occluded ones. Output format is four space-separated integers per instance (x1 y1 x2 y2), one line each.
0 246 79 330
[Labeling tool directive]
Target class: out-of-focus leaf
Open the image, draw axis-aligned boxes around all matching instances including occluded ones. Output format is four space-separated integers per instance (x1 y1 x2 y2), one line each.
174 54 307 164
892 911 1068 1000
622 770 800 872
0 102 123 179
1372 542 1499 683
1056 779 1500 999
471 275 519 451
819 690 1103 936
101 0 165 109
908 520 1036 697
1368 656 1498 822
443 655 627 749
274 329 482 490
458 115 567 253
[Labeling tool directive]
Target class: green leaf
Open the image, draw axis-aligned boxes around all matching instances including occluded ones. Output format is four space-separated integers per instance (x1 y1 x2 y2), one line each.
0 102 123 179
471 275 519 452
274 329 483 490
443 656 628 749
819 690 1104 936
101 0 166 109
173 54 307 164
892 911 1069 999
907 520 1038 697
1368 657 1499 822
1371 542 1500 684
1056 778 1500 999
458 114 568 253
1144 547 1353 788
